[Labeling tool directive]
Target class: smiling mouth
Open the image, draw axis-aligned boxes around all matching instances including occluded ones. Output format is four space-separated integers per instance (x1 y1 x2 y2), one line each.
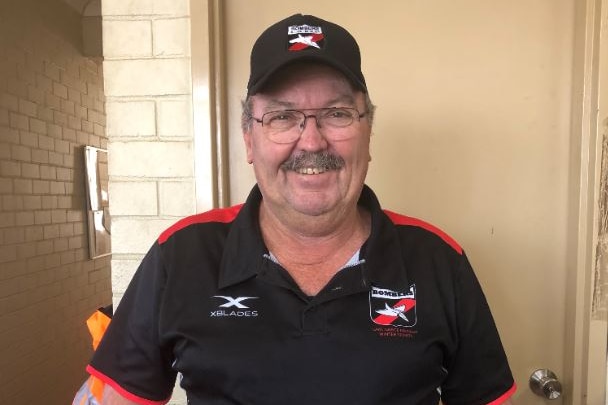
297 167 328 175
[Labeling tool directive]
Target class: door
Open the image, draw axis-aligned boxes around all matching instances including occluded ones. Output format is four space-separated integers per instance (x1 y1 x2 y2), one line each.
213 1 605 403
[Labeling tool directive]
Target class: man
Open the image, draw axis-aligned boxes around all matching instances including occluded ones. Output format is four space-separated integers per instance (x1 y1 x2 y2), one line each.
87 14 516 404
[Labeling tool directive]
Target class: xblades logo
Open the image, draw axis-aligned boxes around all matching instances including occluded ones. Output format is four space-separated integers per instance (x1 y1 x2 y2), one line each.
210 296 259 318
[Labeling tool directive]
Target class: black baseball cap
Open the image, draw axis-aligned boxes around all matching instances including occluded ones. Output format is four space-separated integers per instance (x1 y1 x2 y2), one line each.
247 14 367 96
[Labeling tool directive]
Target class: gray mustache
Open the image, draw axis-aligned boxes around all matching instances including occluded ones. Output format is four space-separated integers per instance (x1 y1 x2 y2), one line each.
281 151 345 172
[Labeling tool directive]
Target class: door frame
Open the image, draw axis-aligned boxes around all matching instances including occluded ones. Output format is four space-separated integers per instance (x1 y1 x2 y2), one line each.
190 0 608 402
566 0 607 403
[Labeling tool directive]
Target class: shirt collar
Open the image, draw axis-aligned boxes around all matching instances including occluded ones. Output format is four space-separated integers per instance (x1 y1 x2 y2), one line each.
218 184 410 290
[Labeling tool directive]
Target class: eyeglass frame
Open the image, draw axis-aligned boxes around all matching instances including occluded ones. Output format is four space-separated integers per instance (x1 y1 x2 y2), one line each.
248 107 368 144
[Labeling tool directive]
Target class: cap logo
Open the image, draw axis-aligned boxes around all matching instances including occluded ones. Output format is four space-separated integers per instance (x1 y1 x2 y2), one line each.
287 24 324 51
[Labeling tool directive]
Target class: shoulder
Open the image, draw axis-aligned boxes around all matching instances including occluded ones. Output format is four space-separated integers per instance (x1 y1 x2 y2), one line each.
383 209 463 255
158 204 244 244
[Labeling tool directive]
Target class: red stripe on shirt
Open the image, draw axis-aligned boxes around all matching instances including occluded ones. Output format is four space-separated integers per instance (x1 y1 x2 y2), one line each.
484 382 517 405
383 210 463 254
86 364 170 405
158 204 243 244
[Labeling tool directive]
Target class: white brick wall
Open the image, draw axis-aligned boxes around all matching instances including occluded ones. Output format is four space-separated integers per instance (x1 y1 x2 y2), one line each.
103 1 194 403
0 0 111 402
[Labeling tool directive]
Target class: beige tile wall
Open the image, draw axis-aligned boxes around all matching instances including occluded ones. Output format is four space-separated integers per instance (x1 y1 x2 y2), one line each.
0 0 111 403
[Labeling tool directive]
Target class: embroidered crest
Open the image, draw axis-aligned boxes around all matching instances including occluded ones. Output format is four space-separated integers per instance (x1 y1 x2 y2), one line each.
287 24 325 51
369 285 417 328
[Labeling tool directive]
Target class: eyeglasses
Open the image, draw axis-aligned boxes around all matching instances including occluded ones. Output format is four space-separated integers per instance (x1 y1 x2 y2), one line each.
250 107 367 144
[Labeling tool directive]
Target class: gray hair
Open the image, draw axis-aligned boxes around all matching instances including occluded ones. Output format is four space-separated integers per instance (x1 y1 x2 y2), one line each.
241 92 376 133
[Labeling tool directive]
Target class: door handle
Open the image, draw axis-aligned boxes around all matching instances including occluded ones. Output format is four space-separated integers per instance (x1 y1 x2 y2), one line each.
529 369 562 400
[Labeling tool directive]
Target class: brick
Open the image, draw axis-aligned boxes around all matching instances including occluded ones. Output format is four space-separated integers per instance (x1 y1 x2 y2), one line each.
11 144 31 161
15 211 34 226
0 93 19 111
36 240 54 255
0 245 18 263
56 167 71 181
0 143 10 159
0 178 13 194
31 147 49 164
54 139 69 155
45 93 61 111
27 86 44 105
22 195 41 211
112 217 174 254
153 0 189 15
159 180 195 216
0 212 16 228
109 141 193 177
0 126 20 144
153 18 190 57
4 227 25 244
38 135 54 151
102 0 153 15
53 111 67 126
0 107 9 126
52 82 68 100
109 181 157 215
21 163 40 179
68 115 81 130
9 112 29 130
20 131 38 148
13 179 32 194
36 74 52 93
0 160 20 176
62 127 76 142
67 210 83 223
104 59 191 97
30 118 47 135
32 180 50 194
41 196 57 209
47 123 62 138
3 195 23 210
61 99 75 115
37 107 55 125
53 238 68 252
48 152 63 166
50 181 66 195
51 210 67 223
24 226 44 242
43 224 60 239
34 211 51 225
44 62 61 82
103 20 152 58
158 99 191 137
19 99 37 117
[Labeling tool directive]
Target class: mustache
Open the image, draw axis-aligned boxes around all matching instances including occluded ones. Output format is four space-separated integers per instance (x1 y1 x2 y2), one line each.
280 151 345 172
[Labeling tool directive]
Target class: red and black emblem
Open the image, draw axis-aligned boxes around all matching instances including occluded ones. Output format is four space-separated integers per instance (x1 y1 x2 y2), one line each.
369 285 417 328
287 24 325 51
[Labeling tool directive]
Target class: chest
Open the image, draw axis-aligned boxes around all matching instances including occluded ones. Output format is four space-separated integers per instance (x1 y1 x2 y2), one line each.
161 269 455 404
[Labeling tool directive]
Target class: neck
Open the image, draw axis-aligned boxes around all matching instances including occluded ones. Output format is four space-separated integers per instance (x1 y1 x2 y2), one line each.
259 201 371 295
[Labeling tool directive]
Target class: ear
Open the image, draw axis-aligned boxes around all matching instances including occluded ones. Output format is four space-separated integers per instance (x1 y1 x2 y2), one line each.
243 130 254 164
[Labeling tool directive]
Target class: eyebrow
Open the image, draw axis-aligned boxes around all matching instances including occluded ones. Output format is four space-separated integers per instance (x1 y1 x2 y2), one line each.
262 94 358 112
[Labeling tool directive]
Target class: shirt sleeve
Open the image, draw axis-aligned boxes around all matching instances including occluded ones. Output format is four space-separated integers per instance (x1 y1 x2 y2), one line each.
87 242 177 405
440 252 516 405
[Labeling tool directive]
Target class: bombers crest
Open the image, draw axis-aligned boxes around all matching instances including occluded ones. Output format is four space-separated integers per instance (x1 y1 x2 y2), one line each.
369 285 417 328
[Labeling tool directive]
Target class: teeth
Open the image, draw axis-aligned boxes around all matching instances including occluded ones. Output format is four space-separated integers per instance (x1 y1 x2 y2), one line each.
297 168 326 175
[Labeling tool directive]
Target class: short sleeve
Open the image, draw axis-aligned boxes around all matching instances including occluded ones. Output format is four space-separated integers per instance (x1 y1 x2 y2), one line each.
440 253 516 405
87 242 177 404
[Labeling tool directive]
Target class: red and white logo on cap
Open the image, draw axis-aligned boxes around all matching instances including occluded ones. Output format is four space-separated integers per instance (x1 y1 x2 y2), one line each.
287 24 325 51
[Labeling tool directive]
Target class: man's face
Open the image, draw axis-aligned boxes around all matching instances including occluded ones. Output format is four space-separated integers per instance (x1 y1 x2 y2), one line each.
244 64 372 219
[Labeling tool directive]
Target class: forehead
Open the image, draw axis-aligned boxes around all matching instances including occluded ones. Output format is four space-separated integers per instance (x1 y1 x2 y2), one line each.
253 63 361 109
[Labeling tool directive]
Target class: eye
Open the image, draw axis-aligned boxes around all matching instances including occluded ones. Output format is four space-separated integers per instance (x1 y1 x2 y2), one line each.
264 111 299 127
325 108 354 119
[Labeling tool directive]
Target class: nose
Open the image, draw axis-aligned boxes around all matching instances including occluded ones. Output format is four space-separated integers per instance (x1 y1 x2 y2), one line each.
297 114 327 150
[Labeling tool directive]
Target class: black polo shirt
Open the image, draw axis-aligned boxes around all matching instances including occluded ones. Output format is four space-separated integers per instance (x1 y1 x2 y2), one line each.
88 185 515 405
